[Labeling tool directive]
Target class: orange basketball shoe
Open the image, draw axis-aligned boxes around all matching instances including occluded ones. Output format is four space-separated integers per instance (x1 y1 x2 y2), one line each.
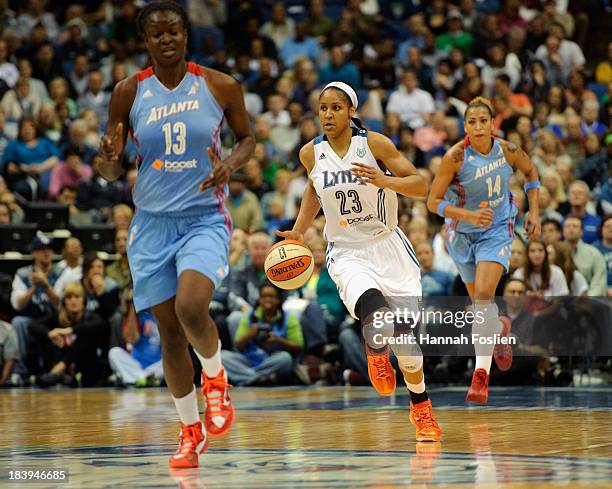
493 316 513 371
466 368 489 404
365 344 396 396
169 421 208 469
409 399 442 442
201 367 235 437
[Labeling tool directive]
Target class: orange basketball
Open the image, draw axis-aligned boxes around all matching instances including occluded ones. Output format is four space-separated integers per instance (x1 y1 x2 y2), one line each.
264 239 314 290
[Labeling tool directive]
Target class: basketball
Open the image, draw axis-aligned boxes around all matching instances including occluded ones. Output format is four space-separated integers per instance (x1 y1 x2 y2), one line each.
264 239 314 290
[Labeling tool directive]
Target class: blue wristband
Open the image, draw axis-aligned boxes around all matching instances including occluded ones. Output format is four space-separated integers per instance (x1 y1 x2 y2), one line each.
437 201 451 218
523 180 541 192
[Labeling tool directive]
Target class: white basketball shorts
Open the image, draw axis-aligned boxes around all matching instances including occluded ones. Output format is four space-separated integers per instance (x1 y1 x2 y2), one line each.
326 228 422 319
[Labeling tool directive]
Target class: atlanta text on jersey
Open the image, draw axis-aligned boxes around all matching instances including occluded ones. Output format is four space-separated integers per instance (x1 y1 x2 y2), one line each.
146 100 201 125
473 157 506 180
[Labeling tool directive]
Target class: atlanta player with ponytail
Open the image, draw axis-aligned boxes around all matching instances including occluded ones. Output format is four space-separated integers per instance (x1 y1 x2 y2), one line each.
278 82 441 442
427 96 540 404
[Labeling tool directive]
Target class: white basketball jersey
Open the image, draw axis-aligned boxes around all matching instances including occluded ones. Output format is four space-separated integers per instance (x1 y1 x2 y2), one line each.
310 128 398 246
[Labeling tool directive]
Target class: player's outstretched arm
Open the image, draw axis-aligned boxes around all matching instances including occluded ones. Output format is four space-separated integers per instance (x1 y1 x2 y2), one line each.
97 77 136 182
276 142 320 243
501 139 541 240
428 143 493 229
355 132 427 198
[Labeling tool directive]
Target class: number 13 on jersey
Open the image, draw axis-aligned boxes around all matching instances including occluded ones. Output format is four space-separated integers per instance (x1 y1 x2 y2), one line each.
162 122 186 155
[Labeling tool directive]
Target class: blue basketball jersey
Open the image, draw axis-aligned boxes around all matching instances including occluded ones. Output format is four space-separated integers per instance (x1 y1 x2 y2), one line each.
129 62 226 215
444 137 516 234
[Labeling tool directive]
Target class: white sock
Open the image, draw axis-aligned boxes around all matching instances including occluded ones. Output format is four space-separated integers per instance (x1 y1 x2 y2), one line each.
473 303 501 374
195 340 222 378
406 378 425 394
475 355 493 373
172 386 200 426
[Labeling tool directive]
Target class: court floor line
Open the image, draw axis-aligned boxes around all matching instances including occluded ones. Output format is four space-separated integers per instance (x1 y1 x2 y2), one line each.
3 445 612 464
540 442 612 456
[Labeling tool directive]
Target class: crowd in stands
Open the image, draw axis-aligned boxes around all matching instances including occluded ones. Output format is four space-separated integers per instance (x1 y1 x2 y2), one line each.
0 0 610 389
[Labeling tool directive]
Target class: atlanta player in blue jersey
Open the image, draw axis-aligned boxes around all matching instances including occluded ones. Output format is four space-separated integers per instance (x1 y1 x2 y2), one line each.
428 97 541 405
98 2 254 469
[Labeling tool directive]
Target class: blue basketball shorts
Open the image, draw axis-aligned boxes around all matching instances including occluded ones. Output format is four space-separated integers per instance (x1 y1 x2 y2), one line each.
127 208 232 312
445 219 515 284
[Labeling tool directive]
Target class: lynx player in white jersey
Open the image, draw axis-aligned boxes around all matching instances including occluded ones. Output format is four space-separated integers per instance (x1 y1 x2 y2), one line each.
277 82 441 442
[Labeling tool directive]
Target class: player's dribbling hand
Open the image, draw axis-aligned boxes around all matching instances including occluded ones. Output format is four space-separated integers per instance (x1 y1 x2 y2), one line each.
275 229 304 242
524 212 541 241
99 123 124 163
199 147 231 192
469 208 494 229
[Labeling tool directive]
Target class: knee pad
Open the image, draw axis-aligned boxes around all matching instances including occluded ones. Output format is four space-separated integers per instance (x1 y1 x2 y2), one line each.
396 353 423 373
355 288 388 321
357 289 393 349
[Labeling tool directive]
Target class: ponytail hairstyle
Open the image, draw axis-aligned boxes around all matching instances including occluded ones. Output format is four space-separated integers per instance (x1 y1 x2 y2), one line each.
350 115 365 130
464 96 494 120
320 82 366 130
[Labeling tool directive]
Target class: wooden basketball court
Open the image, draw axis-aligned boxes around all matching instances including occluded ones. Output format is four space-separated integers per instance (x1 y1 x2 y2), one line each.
1 386 611 488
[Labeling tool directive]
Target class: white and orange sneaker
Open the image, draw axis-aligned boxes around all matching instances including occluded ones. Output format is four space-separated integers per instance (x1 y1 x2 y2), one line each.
365 344 396 396
169 421 208 469
493 316 513 371
201 367 235 437
409 399 442 442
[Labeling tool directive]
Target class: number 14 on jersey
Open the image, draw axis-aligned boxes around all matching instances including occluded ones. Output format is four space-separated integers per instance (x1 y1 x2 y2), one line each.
486 175 501 198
